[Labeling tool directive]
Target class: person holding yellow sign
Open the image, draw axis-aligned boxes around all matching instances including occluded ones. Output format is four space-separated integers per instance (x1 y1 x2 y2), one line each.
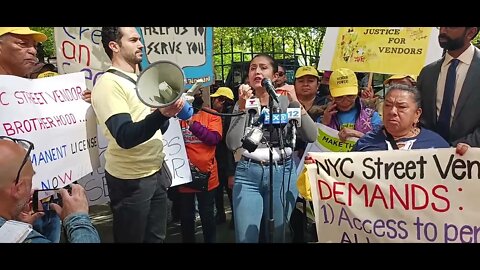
321 68 382 142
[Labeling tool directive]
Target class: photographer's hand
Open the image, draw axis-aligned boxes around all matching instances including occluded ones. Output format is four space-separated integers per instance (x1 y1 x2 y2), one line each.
50 184 89 221
17 200 44 225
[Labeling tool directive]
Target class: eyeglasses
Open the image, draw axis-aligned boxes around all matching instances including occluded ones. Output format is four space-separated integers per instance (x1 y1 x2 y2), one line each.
278 72 285 76
333 95 357 102
0 136 34 185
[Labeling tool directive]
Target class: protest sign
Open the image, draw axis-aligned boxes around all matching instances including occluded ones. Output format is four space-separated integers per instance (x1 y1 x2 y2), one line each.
55 27 200 204
318 27 443 75
306 148 480 243
0 73 97 190
296 123 357 175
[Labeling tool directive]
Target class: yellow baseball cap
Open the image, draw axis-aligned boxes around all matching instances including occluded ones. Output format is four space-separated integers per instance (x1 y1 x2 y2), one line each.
210 87 234 101
295 66 320 79
384 74 417 85
37 71 58 78
329 68 358 97
0 27 47 42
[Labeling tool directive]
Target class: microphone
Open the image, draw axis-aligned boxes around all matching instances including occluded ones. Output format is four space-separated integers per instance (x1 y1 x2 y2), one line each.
261 78 280 104
242 98 262 152
287 101 302 150
262 96 289 126
245 98 261 127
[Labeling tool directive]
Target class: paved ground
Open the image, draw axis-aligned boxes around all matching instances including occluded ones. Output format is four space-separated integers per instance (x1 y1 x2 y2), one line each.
88 192 235 243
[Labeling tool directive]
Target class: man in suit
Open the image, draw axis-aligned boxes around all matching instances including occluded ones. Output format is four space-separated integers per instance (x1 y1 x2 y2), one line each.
417 27 480 147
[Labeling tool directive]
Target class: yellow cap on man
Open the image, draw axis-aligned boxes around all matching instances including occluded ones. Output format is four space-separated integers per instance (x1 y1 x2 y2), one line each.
210 87 234 101
329 68 358 97
0 27 47 42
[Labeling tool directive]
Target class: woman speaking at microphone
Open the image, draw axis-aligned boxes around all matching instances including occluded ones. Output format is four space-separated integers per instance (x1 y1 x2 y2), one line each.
226 53 317 243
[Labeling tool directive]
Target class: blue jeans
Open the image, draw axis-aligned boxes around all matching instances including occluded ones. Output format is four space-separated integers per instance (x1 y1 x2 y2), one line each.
32 210 61 243
233 158 298 243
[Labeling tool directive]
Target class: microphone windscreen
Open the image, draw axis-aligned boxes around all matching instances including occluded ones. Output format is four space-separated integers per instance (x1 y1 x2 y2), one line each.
291 101 318 142
261 78 273 89
288 100 301 109
278 95 289 112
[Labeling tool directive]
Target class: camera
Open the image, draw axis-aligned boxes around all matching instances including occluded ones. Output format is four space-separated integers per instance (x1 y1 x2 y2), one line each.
32 185 72 213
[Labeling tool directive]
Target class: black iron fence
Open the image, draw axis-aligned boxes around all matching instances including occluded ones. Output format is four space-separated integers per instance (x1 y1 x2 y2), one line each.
213 37 319 89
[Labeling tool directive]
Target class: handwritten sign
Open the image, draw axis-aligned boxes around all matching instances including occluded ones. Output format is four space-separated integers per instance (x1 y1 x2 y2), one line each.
55 27 214 91
0 73 97 190
318 27 444 75
76 132 109 205
54 27 110 90
162 118 192 186
306 148 480 243
138 27 214 88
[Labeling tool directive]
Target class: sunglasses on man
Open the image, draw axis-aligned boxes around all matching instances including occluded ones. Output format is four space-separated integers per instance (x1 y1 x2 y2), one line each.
0 136 34 185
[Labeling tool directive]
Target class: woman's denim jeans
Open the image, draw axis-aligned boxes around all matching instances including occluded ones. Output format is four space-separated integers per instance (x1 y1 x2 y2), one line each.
232 158 298 243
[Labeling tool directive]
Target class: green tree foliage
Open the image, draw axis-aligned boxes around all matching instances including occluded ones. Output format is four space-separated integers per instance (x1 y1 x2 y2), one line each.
473 30 480 48
213 27 326 81
31 27 55 59
213 27 326 64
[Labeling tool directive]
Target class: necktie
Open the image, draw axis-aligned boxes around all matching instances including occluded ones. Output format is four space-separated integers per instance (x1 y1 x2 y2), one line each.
437 58 460 141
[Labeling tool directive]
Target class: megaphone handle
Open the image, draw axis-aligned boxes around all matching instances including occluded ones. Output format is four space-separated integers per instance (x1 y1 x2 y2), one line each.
177 100 194 120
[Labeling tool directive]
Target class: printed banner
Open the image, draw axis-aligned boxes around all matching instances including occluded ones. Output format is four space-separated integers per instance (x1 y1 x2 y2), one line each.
306 148 480 243
316 123 357 152
0 73 97 190
297 123 357 175
318 27 444 75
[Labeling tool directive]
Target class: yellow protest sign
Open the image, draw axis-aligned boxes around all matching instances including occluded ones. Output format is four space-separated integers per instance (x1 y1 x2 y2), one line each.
319 27 442 75
317 125 356 152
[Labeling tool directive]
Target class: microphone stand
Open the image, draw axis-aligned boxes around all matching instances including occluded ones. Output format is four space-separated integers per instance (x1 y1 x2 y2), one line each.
268 95 275 243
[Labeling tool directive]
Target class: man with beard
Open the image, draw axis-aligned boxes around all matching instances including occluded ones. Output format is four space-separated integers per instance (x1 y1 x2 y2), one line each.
91 27 185 243
417 27 480 146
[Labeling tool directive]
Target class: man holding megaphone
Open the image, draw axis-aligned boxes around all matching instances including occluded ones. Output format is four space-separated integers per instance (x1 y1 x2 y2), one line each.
91 27 184 243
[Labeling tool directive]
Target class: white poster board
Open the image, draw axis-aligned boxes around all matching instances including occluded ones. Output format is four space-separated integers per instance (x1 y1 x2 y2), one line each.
307 148 480 243
0 73 97 189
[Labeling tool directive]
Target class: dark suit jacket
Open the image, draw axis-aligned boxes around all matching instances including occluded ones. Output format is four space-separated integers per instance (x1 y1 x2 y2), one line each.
417 46 480 146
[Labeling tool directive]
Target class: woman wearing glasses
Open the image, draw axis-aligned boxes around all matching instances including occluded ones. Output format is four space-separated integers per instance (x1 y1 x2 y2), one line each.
321 68 382 141
274 65 290 89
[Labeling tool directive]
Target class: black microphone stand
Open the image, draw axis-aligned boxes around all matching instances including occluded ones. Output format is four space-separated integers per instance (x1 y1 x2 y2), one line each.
267 95 275 243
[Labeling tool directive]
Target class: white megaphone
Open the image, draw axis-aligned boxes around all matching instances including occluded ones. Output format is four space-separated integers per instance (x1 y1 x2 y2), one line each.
136 60 203 120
